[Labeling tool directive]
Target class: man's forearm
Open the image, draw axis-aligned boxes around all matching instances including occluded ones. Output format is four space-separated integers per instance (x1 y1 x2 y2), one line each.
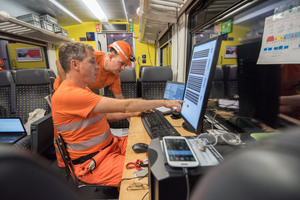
106 112 138 122
114 94 125 99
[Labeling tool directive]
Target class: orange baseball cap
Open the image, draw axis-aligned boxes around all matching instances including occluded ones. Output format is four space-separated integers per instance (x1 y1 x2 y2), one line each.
108 41 135 66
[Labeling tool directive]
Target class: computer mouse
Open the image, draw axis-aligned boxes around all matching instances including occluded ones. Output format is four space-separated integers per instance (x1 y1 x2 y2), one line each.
132 143 149 153
171 111 181 119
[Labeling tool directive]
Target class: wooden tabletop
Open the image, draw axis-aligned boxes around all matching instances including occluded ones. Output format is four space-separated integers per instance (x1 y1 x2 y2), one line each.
119 115 195 200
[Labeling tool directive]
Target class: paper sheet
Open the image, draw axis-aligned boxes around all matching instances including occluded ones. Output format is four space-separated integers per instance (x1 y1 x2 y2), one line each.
257 6 300 64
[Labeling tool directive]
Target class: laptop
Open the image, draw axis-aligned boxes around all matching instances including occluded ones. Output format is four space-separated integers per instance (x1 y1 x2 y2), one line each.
155 81 185 115
0 117 27 144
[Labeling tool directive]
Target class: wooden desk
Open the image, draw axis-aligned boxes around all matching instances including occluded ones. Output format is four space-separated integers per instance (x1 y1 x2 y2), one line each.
119 115 194 200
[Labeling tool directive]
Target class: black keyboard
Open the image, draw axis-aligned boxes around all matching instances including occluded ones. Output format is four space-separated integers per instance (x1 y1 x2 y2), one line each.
141 111 181 139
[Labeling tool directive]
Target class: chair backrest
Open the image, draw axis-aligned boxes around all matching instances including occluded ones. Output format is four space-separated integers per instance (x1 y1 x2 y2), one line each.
0 70 16 116
54 134 119 199
47 69 57 95
13 69 52 123
209 66 225 99
141 66 173 99
0 144 80 200
226 65 238 99
137 66 153 98
55 134 79 187
104 67 137 128
139 65 152 78
119 66 137 98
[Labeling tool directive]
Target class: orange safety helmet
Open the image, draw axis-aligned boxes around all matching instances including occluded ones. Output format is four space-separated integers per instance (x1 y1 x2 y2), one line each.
108 41 135 66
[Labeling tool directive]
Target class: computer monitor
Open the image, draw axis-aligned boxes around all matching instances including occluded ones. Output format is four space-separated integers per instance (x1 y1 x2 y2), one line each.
237 41 280 129
163 81 185 100
181 36 222 134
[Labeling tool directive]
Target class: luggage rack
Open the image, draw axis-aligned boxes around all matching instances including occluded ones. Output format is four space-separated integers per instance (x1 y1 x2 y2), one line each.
0 11 70 45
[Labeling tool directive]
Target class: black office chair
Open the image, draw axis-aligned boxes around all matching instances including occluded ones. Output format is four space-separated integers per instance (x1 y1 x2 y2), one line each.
0 144 80 200
54 134 119 200
190 127 300 200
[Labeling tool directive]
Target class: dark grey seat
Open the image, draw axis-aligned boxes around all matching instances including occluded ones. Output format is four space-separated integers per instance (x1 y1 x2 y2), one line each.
13 68 52 124
0 70 16 116
104 67 137 128
209 66 225 99
12 69 52 150
55 134 119 199
137 65 153 97
141 66 173 99
0 144 80 200
223 65 238 99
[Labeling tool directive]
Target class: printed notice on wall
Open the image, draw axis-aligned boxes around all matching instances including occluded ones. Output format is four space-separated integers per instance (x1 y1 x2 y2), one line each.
257 6 300 64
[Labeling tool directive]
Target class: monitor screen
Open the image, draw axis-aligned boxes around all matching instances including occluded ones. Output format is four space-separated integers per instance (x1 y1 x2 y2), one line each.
0 118 25 133
163 81 185 100
181 37 221 134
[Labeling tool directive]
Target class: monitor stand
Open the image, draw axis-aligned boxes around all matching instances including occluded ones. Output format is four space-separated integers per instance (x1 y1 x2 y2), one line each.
182 122 196 133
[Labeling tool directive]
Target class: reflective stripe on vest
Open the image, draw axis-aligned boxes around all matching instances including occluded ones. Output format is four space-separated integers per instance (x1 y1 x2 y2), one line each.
66 128 111 151
54 114 110 151
55 114 104 132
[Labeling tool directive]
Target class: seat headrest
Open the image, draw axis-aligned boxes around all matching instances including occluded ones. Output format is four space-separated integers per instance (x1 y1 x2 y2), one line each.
214 66 223 81
139 65 153 78
0 70 14 86
47 69 57 79
141 66 172 81
15 69 50 85
119 67 136 82
191 127 300 200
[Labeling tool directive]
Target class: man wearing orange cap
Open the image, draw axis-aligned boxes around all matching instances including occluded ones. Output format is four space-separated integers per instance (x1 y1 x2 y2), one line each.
51 42 182 187
53 40 135 99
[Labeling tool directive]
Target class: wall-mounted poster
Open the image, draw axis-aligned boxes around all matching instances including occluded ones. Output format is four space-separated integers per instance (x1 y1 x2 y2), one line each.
80 37 87 41
224 46 237 58
15 48 42 62
86 32 95 41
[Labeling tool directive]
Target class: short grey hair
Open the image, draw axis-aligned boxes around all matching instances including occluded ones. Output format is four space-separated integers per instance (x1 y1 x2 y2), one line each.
58 42 94 73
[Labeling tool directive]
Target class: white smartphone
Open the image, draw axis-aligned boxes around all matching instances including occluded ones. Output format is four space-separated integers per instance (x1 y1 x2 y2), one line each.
163 136 199 168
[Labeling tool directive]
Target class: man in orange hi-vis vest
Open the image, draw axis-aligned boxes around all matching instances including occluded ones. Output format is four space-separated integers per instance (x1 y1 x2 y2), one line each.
52 41 134 169
51 42 183 187
53 40 135 99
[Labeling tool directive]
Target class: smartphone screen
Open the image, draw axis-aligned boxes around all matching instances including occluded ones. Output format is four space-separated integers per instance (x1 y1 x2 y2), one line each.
163 136 199 167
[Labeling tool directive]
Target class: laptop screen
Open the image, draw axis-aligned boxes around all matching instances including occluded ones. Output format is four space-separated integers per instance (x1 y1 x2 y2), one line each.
0 118 25 133
163 81 185 100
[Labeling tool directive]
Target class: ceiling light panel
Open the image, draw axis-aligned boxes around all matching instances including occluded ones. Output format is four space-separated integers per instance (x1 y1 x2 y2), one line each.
82 0 108 22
